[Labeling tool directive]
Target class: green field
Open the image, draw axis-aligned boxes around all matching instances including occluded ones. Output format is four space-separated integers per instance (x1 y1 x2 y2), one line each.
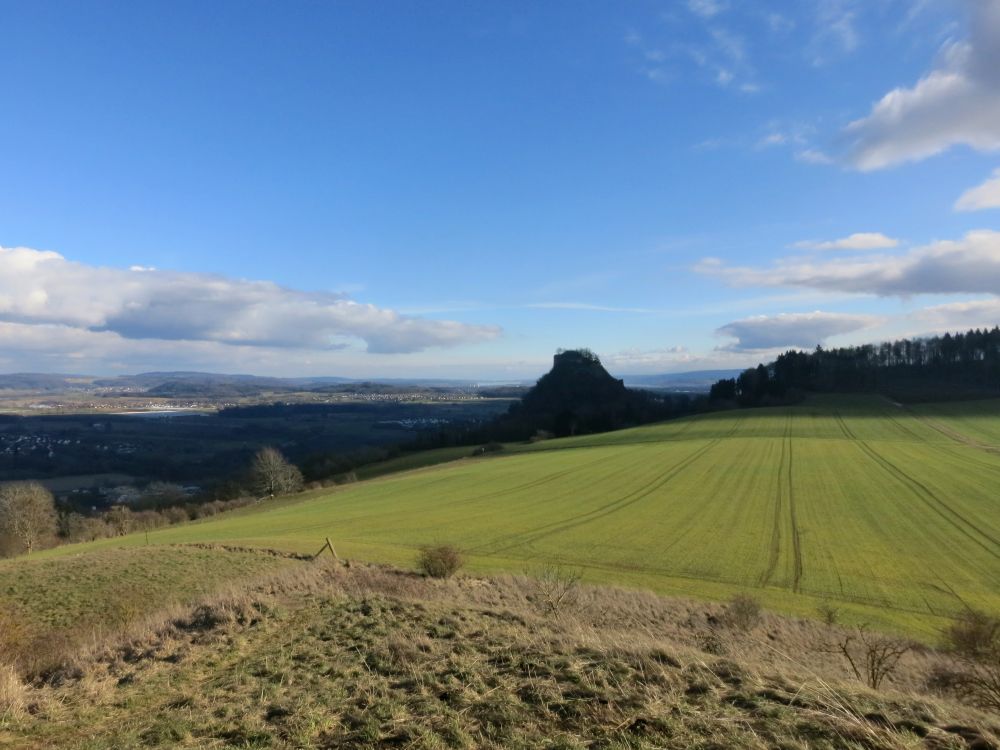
32 395 1000 636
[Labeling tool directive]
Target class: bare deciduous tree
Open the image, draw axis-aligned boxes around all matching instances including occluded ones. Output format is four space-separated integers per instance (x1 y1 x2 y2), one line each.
0 482 57 555
106 505 133 536
252 447 304 499
832 626 911 690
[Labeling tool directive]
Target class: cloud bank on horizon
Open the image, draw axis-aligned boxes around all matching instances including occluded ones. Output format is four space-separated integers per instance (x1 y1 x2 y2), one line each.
0 246 499 373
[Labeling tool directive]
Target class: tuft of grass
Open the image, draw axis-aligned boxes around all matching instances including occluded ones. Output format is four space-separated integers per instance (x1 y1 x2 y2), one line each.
0 665 27 722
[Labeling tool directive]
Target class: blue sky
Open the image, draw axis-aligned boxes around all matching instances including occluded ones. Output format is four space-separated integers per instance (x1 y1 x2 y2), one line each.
2 0 1000 379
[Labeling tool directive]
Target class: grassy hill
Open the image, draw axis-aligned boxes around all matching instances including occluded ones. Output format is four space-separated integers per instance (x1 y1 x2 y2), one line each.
24 395 1000 637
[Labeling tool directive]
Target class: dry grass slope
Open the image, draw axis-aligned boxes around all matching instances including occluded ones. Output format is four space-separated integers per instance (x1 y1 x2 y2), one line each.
1 558 998 749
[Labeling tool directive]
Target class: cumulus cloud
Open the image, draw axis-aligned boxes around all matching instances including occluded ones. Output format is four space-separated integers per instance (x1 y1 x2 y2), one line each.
716 311 881 351
844 0 1000 170
955 168 1000 211
0 246 500 357
911 298 1000 331
793 232 900 251
696 230 1000 296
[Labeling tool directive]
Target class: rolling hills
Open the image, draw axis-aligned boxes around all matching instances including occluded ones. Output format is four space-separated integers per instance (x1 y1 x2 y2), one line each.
22 394 1000 637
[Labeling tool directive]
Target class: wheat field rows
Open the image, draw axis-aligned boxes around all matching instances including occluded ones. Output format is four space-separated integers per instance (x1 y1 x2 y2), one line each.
21 395 1000 635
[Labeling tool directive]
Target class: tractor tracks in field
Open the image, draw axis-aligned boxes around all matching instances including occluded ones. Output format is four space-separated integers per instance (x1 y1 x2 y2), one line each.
478 416 746 556
836 412 1000 562
906 410 1000 456
759 437 784 589
433 448 628 512
760 413 803 592
787 439 803 592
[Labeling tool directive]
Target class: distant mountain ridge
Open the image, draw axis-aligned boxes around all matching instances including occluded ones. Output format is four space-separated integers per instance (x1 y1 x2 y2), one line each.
622 369 742 391
0 367 740 397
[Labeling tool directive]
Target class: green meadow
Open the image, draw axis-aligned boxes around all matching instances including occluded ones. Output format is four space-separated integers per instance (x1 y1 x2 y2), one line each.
25 395 1000 637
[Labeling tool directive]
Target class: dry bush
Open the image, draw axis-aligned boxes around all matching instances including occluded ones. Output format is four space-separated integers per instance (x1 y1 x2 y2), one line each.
943 609 999 660
722 593 761 632
472 442 505 456
832 626 911 690
817 601 840 626
162 506 190 524
521 565 583 616
416 545 464 579
932 609 1000 711
105 505 133 536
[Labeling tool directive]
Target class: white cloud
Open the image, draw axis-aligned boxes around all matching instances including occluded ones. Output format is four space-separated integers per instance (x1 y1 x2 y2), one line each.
844 0 1000 170
526 302 665 314
716 311 881 351
793 232 900 251
911 298 1000 332
765 12 794 35
808 0 860 65
794 148 833 165
0 246 500 358
955 168 1000 211
602 345 755 374
687 0 727 19
757 133 787 148
696 230 1000 296
630 6 763 93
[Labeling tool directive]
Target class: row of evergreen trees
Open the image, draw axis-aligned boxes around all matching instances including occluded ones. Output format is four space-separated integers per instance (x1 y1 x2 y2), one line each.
710 327 1000 405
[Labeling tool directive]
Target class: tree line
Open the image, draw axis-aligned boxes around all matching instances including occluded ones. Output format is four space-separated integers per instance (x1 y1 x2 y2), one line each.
0 447 304 557
710 326 1000 406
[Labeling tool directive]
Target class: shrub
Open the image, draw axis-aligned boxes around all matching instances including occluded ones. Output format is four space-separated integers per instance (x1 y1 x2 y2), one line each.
417 545 464 579
162 506 190 524
943 609 999 660
472 442 505 456
723 594 761 632
817 601 840 626
936 610 1000 711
